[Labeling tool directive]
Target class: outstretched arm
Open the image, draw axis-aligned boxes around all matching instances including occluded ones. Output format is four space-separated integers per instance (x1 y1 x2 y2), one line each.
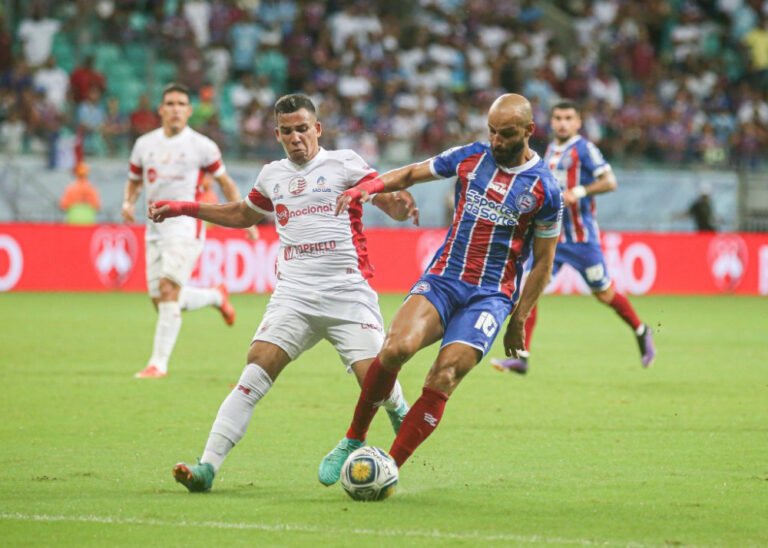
149 199 264 229
502 235 558 358
214 173 260 239
371 191 420 225
336 160 435 216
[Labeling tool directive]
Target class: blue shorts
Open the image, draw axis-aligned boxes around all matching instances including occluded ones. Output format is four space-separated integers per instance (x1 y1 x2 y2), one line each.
408 274 513 357
552 242 611 291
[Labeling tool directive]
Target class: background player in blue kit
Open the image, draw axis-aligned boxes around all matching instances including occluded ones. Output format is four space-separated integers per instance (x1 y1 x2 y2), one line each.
318 93 564 483
491 100 656 375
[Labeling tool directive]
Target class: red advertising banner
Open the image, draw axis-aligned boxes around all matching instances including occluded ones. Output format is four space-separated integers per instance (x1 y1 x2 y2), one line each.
1 223 767 295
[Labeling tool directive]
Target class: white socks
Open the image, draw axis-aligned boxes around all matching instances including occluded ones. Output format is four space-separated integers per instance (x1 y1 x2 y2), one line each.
201 364 273 472
179 287 222 311
148 302 182 373
382 379 406 411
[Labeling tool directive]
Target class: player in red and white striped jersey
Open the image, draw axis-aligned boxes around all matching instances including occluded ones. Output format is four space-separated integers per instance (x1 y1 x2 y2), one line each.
148 94 419 493
122 83 257 379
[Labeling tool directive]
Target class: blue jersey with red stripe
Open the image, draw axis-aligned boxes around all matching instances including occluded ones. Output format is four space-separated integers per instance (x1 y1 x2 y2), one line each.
544 135 610 244
426 142 563 298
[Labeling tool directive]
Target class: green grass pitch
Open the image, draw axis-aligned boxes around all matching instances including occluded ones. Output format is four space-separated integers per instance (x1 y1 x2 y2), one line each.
0 292 765 546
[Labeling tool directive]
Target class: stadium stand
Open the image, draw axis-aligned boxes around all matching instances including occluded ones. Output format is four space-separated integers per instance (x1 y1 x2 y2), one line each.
0 0 765 228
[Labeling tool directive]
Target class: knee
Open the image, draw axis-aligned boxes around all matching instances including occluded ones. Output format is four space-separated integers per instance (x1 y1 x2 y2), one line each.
379 334 420 368
594 289 613 304
158 278 180 302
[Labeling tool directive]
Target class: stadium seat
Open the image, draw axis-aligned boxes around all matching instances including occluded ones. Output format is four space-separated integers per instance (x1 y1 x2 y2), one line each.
94 44 122 73
152 61 178 83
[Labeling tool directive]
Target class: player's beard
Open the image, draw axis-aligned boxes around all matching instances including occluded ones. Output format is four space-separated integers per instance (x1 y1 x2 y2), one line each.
492 139 525 168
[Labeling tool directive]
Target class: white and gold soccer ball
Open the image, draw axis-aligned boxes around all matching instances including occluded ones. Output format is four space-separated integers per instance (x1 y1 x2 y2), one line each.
340 446 399 501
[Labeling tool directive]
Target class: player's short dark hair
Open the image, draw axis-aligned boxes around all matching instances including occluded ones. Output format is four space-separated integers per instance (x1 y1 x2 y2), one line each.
161 83 191 102
274 94 316 119
551 100 580 114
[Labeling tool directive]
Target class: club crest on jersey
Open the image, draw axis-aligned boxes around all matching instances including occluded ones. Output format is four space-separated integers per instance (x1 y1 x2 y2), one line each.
410 280 432 294
289 176 307 195
515 192 537 213
313 176 332 192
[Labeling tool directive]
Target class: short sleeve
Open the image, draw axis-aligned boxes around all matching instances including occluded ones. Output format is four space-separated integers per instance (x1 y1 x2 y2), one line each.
533 176 563 239
199 137 226 177
245 167 274 213
128 140 143 181
581 140 610 179
344 150 378 188
429 142 487 179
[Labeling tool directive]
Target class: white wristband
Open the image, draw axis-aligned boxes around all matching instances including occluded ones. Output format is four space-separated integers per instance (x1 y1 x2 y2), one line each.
571 185 587 199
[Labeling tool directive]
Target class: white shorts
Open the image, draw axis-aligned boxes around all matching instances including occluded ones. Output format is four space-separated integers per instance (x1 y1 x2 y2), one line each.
145 238 203 298
252 283 384 371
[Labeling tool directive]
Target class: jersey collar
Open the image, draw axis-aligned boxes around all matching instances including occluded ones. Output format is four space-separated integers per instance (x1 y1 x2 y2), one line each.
550 134 582 153
288 147 327 171
162 126 191 141
497 151 540 174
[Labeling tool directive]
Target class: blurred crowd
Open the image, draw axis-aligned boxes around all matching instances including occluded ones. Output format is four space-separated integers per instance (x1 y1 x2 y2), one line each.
2 0 768 170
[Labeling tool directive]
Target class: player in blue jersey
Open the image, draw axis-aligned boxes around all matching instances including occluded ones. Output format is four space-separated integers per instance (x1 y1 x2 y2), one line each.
317 93 564 483
491 100 656 375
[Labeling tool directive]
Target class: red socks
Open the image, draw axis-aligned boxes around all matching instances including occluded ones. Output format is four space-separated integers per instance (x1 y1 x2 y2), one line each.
608 292 642 331
346 357 399 441
389 387 449 467
524 305 537 351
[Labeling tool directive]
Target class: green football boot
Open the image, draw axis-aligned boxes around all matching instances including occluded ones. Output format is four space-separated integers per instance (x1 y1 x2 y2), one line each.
386 400 410 434
318 438 364 486
173 460 215 493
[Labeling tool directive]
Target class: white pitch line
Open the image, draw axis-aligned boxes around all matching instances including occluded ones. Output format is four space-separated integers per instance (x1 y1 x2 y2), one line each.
0 512 644 546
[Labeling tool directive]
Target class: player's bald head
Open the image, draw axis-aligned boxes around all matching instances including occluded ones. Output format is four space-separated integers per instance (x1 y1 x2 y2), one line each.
488 94 533 126
486 94 535 167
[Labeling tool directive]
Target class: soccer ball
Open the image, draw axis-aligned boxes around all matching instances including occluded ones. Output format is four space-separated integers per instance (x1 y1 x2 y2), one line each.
340 446 399 501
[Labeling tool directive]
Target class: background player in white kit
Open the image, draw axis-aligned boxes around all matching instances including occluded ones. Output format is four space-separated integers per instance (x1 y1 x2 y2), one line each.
148 94 419 492
122 83 258 379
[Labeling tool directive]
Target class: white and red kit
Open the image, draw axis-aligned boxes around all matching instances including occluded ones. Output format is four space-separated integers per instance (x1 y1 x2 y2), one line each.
245 148 385 367
129 126 225 242
128 126 225 294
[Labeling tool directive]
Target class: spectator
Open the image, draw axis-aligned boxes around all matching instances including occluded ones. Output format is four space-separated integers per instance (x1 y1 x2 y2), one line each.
0 15 13 75
59 162 101 225
0 108 26 155
76 87 106 155
229 11 262 78
184 0 212 48
589 62 624 110
676 184 717 232
189 85 217 129
254 30 288 95
102 96 129 155
17 3 60 68
70 56 106 104
743 14 768 88
129 95 160 140
33 56 69 113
